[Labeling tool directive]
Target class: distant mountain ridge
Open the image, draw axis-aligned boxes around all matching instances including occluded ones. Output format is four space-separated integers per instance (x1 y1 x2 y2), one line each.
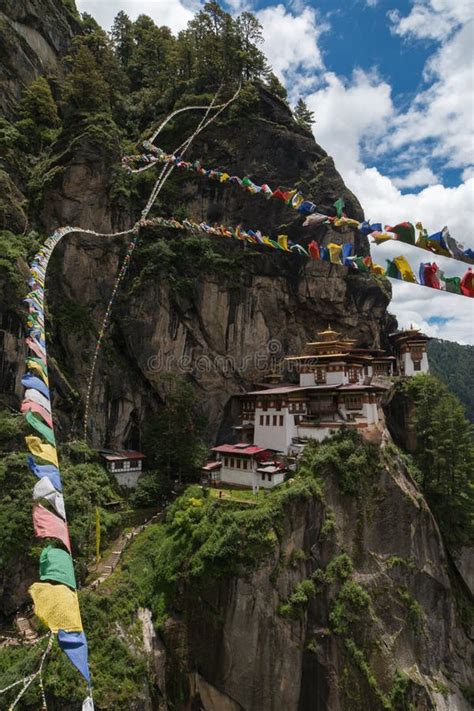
428 339 474 421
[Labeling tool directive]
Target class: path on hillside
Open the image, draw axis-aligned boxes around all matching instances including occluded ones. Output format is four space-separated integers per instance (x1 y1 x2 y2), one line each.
88 511 164 590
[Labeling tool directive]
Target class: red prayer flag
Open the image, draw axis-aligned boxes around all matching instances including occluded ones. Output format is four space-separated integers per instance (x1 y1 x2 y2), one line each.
308 240 320 260
33 504 70 551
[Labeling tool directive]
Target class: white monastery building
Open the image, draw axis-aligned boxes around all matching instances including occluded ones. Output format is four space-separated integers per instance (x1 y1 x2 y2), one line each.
202 326 429 488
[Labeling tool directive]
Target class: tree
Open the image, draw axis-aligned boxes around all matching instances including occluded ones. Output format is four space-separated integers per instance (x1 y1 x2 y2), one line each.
16 76 61 151
267 72 287 100
63 44 111 114
110 10 135 69
235 12 268 81
407 375 474 549
142 375 207 482
294 98 314 130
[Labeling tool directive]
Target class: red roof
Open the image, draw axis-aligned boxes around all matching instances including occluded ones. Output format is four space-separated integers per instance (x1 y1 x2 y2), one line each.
100 450 145 462
211 443 268 456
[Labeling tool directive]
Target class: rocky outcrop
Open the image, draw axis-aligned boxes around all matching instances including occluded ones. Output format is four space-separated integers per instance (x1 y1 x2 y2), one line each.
0 0 79 119
157 450 473 710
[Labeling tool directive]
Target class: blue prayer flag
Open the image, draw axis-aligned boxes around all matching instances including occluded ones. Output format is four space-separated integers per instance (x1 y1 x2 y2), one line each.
21 374 50 400
27 455 62 491
58 631 91 683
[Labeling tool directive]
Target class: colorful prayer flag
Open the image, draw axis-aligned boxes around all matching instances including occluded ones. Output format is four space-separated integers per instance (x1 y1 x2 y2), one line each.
29 582 82 632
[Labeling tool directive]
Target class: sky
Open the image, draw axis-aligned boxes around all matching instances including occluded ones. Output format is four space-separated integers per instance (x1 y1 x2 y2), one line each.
76 0 474 344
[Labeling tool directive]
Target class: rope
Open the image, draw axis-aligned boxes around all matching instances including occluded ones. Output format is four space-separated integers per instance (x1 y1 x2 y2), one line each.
81 85 241 440
0 634 53 710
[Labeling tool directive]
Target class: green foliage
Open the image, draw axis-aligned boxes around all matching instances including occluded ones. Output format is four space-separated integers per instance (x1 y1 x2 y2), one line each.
398 375 474 550
279 578 316 619
63 44 111 114
16 77 60 151
320 509 336 538
428 339 474 422
344 639 391 709
299 429 381 496
129 470 173 508
294 98 314 130
330 580 371 634
398 588 424 633
142 374 207 480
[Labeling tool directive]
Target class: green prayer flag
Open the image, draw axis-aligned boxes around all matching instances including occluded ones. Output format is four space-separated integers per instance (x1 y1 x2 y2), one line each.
25 409 56 445
242 177 253 187
333 198 345 217
392 222 415 245
444 276 461 294
353 256 370 272
385 260 401 279
27 356 48 377
39 546 76 589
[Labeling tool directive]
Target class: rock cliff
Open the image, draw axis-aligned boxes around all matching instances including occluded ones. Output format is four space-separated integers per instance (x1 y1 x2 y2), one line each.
153 446 472 711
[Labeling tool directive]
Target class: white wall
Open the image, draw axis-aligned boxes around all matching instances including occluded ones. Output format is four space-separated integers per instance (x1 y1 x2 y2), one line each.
402 351 429 376
257 471 285 489
253 407 296 452
220 466 255 487
296 425 334 442
114 470 143 489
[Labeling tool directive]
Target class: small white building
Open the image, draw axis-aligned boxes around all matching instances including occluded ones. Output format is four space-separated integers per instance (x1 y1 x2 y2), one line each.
201 443 286 490
389 328 430 376
100 450 145 488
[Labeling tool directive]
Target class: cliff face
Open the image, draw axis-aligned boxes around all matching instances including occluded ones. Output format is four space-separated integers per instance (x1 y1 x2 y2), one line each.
0 0 79 119
156 450 472 711
0 0 395 447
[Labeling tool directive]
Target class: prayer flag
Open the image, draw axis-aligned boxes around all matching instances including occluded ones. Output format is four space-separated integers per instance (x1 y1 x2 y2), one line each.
371 231 396 244
21 374 50 400
308 241 320 260
40 546 76 589
333 198 345 218
26 359 48 383
25 409 56 445
386 222 415 245
444 276 461 294
29 583 82 632
58 631 90 683
26 436 58 466
33 478 66 519
21 400 53 429
393 256 417 283
33 504 70 550
27 455 62 491
303 213 329 227
461 268 474 297
426 228 451 257
277 235 289 251
423 263 440 289
24 388 51 413
385 260 401 279
328 243 343 264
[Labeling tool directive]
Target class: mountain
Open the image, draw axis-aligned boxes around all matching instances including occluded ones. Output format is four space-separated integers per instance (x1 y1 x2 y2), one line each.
428 339 474 421
0 2 472 710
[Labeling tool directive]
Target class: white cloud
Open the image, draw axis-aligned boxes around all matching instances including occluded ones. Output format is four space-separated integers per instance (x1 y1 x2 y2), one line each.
75 0 195 32
388 20 474 169
257 4 327 95
305 69 393 175
388 0 472 40
392 167 438 189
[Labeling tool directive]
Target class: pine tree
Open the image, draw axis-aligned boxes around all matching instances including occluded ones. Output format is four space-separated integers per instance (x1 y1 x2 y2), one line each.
16 76 61 151
110 10 135 69
294 98 315 130
63 44 111 114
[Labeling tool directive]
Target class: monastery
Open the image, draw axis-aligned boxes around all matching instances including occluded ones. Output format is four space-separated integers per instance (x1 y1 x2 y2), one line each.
202 327 430 489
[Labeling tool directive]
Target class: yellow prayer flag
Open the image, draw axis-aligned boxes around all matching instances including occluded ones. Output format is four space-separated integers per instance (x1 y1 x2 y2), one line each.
327 243 343 264
29 582 83 632
27 360 49 385
277 235 289 251
370 263 386 275
393 255 417 283
220 173 230 183
333 217 360 228
25 435 58 467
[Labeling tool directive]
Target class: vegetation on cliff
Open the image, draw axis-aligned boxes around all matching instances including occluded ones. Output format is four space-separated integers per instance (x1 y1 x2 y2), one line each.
428 338 474 421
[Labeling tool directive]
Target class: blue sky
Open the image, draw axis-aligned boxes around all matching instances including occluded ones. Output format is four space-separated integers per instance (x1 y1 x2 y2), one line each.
77 0 473 343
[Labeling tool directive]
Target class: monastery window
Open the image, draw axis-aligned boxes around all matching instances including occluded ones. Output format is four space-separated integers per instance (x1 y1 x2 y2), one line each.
266 415 270 426
276 401 281 411
315 368 326 383
260 415 264 426
279 415 284 426
347 367 358 383
345 396 363 409
224 457 229 466
230 458 234 468
273 415 277 426
267 474 272 482
414 361 421 371
243 460 248 470
236 459 241 469
261 473 265 481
